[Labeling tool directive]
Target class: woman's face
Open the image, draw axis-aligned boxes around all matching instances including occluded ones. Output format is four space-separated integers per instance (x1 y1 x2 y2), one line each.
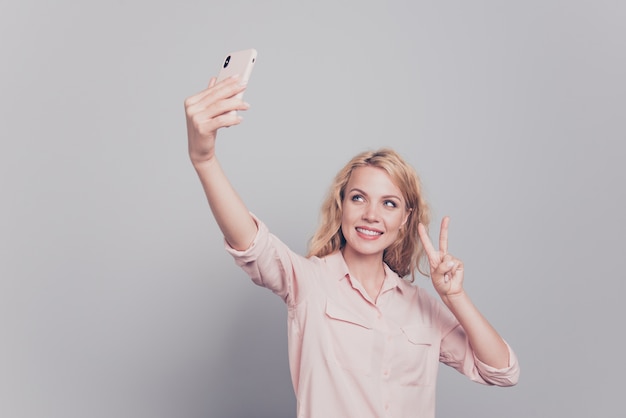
341 166 409 260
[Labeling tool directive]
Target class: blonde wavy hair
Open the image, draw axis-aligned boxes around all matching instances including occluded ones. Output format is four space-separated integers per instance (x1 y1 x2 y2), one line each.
307 148 431 281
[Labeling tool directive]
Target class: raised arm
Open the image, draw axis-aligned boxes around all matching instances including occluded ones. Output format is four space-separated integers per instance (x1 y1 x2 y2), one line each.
185 76 257 250
418 217 510 369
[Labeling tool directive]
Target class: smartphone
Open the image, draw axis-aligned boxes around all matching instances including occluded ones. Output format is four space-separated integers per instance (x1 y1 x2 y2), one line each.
215 49 256 118
216 48 257 88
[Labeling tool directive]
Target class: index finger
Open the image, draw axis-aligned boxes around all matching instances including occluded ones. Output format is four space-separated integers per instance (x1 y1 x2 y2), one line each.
418 223 440 266
439 216 450 255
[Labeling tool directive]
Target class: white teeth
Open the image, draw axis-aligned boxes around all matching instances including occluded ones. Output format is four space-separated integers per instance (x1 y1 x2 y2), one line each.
356 227 382 236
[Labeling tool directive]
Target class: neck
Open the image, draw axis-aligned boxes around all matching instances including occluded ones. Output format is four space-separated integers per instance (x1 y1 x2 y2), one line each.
341 248 386 291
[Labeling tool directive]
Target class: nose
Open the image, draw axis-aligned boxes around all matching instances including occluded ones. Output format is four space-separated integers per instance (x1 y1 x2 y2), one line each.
362 203 380 223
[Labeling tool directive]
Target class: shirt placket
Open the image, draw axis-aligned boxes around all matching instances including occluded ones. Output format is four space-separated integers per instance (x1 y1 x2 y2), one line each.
376 297 394 417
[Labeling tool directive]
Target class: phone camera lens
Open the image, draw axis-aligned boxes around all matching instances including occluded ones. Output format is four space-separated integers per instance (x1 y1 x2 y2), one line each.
223 56 230 68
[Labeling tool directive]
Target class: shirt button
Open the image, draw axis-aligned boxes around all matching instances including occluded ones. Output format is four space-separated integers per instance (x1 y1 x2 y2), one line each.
383 369 390 376
387 335 392 342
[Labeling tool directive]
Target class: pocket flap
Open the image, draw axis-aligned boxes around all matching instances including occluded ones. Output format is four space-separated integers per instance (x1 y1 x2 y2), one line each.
401 325 435 346
325 299 373 329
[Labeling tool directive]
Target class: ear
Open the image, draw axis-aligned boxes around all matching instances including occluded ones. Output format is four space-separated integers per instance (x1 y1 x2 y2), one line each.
401 207 413 228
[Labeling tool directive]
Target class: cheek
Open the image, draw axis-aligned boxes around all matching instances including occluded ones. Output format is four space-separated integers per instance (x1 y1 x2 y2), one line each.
386 214 406 234
340 211 350 236
341 204 356 224
386 228 401 243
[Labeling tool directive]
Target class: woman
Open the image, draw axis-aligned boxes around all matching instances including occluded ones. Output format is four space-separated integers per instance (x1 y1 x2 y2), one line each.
185 75 519 418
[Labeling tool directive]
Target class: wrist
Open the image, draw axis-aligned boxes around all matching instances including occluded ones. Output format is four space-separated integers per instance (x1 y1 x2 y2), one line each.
192 155 219 173
441 289 468 307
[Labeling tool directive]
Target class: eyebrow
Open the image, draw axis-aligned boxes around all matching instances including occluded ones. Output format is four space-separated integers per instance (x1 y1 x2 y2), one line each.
348 188 402 201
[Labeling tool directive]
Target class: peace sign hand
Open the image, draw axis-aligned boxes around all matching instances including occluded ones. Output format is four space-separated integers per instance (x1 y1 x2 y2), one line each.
418 216 465 298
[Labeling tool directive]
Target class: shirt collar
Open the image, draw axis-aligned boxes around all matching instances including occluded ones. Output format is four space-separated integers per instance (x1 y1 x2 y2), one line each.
382 262 405 294
326 250 405 294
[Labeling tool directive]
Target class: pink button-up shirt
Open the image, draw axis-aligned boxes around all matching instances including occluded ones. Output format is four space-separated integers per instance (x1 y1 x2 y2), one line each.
226 216 519 418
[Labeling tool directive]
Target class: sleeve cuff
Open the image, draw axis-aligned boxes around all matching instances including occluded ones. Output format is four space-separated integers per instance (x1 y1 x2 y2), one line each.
474 341 520 386
224 213 269 264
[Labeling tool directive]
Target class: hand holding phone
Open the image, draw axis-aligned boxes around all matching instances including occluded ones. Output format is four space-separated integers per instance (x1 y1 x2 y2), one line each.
185 49 257 165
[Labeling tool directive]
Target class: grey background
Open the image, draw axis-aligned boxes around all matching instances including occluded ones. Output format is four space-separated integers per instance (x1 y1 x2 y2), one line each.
2 0 624 417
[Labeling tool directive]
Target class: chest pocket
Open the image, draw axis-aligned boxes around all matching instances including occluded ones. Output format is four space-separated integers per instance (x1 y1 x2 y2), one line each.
397 325 438 386
325 299 374 375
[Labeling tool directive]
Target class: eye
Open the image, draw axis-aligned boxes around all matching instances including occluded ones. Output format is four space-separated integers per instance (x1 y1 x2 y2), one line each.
383 200 398 208
351 194 365 202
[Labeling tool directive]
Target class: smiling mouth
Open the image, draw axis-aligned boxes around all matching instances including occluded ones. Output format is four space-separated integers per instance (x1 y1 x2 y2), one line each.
356 227 383 236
